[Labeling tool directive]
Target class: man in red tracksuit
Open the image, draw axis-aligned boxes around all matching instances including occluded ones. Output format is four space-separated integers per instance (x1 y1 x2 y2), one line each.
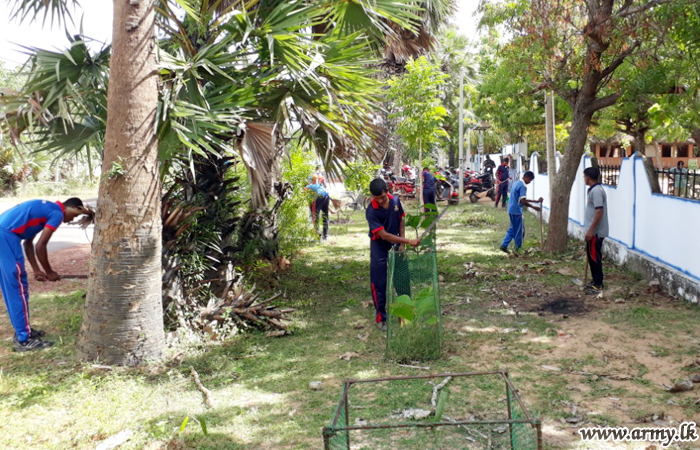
366 179 420 331
0 198 88 351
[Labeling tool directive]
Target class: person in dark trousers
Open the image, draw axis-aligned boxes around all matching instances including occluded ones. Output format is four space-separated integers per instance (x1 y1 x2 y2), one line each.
366 179 420 331
483 155 496 175
0 197 91 351
306 182 331 240
583 167 609 295
500 171 541 253
422 166 437 212
494 158 510 208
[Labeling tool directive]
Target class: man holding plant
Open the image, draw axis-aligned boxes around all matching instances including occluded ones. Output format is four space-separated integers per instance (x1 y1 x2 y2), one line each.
366 179 420 331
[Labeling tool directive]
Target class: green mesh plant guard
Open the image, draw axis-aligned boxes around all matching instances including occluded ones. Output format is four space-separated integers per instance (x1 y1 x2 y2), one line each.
322 371 542 450
386 245 441 361
386 209 441 362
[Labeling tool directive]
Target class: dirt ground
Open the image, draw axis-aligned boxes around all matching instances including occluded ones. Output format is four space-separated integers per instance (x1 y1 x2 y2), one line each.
24 244 91 295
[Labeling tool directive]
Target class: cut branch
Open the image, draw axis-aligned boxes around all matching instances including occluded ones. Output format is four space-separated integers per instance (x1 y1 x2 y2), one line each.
191 367 215 408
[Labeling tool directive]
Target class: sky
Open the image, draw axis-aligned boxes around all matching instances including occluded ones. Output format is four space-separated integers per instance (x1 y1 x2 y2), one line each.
0 0 482 69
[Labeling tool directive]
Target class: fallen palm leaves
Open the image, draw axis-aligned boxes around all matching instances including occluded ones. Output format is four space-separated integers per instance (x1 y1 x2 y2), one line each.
199 283 295 338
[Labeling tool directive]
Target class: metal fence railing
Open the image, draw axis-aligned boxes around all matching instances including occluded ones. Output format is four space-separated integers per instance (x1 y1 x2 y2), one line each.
655 168 700 200
599 165 620 186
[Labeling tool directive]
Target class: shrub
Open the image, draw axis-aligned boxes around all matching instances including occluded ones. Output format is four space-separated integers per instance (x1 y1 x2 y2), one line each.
342 159 379 194
278 146 317 255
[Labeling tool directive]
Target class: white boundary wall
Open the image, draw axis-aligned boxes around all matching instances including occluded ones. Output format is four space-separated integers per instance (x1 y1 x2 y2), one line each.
527 152 700 303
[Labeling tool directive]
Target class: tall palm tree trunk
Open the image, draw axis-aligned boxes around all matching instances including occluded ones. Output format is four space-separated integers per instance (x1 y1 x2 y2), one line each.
78 0 164 364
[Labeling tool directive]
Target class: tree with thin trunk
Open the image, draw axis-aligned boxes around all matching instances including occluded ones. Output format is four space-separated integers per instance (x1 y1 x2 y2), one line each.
480 0 678 251
77 0 164 364
387 56 449 203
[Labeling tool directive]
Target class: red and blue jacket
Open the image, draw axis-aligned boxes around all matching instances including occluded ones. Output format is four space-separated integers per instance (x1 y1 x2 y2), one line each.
0 200 64 240
366 194 405 252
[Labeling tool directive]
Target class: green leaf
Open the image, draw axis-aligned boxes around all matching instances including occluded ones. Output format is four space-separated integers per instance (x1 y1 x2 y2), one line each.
388 302 415 322
179 416 189 434
197 416 208 436
420 215 436 229
395 295 412 305
405 215 421 229
434 388 450 422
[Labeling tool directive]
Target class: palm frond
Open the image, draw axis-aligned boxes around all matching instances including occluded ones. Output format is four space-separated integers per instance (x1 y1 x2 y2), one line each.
7 0 78 28
238 122 276 208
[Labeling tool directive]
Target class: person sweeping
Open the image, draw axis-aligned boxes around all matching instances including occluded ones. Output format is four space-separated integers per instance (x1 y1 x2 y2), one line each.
0 198 93 351
499 171 542 253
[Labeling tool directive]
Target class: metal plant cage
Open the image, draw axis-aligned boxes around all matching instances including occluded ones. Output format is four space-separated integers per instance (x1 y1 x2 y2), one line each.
386 238 441 362
323 371 541 450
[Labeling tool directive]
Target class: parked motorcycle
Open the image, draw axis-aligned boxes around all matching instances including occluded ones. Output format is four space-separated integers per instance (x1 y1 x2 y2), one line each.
379 167 396 193
393 176 416 198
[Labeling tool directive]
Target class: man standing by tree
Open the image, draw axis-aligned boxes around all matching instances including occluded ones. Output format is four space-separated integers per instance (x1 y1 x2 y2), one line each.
500 171 541 253
583 167 609 295
0 198 91 351
422 166 437 211
494 157 510 208
366 179 420 331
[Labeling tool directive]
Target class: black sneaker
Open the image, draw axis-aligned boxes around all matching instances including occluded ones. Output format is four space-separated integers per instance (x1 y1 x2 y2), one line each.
30 328 45 339
13 336 54 352
499 245 509 253
584 284 603 295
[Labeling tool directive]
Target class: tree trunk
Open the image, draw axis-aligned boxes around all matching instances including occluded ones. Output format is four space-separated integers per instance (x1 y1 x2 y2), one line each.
393 147 402 176
644 156 661 193
544 105 593 252
691 128 700 151
78 0 164 365
631 128 647 155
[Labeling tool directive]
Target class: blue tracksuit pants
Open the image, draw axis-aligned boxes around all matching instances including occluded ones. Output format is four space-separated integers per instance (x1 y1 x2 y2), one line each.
423 188 436 211
370 244 411 323
0 230 31 342
501 214 525 250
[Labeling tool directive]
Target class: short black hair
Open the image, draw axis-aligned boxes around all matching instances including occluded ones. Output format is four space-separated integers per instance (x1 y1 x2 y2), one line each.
678 161 685 166
369 178 388 196
523 171 535 180
422 167 429 171
64 197 84 209
583 167 600 181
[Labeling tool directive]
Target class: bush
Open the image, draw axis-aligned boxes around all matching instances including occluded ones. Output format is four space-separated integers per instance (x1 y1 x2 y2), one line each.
343 159 379 194
278 146 317 255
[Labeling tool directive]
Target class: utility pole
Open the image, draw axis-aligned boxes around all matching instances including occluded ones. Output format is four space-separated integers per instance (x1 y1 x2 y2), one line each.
545 91 556 194
467 94 472 171
458 68 464 198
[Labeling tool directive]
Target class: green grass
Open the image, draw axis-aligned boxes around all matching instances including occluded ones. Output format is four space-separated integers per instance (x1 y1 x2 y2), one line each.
2 199 700 449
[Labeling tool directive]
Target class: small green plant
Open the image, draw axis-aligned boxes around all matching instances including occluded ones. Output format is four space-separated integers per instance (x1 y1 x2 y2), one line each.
404 209 438 250
107 157 125 178
388 287 437 325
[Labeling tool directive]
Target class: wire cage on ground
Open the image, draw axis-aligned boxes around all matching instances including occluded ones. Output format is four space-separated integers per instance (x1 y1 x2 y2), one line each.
323 371 542 450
